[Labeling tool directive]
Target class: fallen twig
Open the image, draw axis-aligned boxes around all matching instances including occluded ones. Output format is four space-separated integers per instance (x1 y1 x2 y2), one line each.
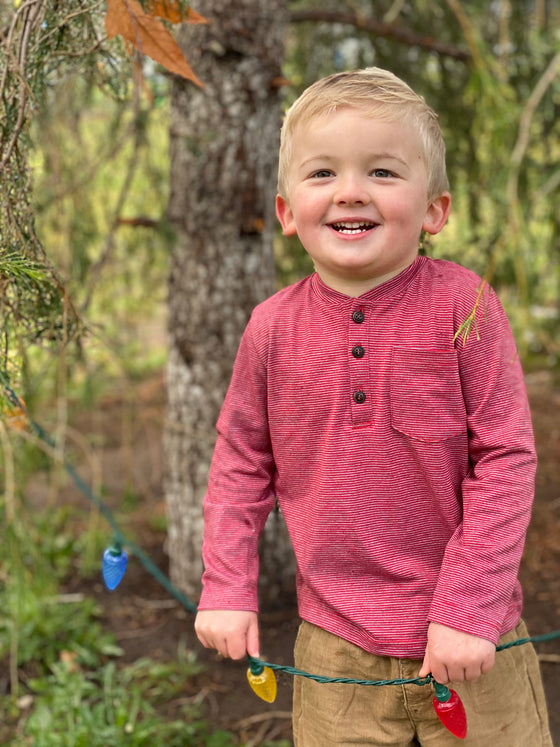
233 711 292 729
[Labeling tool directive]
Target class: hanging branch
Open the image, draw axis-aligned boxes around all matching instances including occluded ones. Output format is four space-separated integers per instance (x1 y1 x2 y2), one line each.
507 51 560 209
444 0 487 70
505 51 560 309
0 1 45 168
80 76 145 314
288 8 471 62
0 0 205 374
0 2 107 370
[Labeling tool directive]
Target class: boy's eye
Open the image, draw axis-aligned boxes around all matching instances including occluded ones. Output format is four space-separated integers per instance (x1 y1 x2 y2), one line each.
311 169 333 178
371 168 393 178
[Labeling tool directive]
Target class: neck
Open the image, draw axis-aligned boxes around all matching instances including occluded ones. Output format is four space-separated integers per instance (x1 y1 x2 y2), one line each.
316 262 415 298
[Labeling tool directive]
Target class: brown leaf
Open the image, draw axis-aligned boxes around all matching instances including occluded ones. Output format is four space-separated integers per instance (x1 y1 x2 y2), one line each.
105 0 203 86
182 8 208 25
2 396 27 431
145 0 208 25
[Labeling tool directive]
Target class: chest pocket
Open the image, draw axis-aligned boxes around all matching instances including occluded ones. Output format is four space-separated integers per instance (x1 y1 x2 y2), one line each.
390 348 467 443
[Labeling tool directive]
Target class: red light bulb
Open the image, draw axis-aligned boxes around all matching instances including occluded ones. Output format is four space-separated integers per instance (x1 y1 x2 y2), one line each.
432 682 467 739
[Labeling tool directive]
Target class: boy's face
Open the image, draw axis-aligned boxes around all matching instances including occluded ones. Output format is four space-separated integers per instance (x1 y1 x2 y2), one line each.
276 107 450 296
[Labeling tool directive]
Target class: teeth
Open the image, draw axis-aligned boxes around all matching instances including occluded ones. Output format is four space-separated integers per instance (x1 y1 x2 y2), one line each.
332 222 374 234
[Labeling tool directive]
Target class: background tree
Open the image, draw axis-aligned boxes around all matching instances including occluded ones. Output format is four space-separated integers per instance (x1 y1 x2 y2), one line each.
164 0 293 600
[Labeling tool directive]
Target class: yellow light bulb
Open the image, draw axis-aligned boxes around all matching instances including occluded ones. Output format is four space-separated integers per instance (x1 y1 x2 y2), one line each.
247 666 277 703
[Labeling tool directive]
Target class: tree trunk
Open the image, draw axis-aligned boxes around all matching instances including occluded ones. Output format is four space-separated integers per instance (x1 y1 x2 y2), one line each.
164 0 294 604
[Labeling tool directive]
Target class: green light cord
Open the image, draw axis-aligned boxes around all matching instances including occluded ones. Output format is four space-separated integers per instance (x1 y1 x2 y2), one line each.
1 376 197 614
248 655 434 687
248 626 560 688
496 631 560 652
2 377 560 687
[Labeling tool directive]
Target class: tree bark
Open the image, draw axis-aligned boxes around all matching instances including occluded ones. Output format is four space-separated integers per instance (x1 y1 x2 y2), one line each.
165 0 294 603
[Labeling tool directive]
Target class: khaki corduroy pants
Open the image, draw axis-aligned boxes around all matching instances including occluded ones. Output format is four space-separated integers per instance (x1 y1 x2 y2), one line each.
293 620 552 747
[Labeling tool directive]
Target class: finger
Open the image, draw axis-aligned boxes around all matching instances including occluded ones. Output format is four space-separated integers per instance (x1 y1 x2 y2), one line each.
418 644 434 679
447 665 469 683
246 618 260 659
223 629 250 660
464 664 482 682
196 632 212 649
481 652 495 675
226 637 248 661
200 633 222 655
464 653 494 681
194 619 212 649
431 663 450 685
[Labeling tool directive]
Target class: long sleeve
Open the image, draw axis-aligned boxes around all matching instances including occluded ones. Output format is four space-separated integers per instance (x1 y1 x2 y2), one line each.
428 284 536 642
198 323 277 611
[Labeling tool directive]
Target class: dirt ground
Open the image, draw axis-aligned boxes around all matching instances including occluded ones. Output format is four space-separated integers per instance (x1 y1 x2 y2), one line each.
60 368 560 746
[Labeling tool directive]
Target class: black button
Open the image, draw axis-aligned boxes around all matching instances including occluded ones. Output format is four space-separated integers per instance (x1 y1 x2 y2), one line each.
353 390 366 404
352 345 365 359
352 310 365 324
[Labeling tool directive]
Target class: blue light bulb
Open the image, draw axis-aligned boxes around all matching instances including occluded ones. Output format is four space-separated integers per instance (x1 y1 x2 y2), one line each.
102 547 128 590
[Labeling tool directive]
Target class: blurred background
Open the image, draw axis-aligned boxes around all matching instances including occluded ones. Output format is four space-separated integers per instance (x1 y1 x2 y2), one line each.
1 2 559 745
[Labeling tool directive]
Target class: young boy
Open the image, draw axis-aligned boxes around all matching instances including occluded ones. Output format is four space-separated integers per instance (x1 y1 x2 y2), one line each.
195 68 552 746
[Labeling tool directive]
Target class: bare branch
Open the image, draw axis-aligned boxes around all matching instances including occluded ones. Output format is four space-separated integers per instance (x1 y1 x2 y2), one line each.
505 50 560 295
444 0 487 70
288 9 471 62
509 51 560 179
116 216 160 228
80 75 144 314
0 0 46 168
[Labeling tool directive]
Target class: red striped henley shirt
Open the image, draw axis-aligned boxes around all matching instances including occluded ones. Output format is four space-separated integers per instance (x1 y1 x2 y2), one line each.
199 256 536 658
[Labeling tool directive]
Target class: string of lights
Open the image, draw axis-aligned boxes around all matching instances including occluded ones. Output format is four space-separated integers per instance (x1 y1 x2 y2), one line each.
2 379 559 740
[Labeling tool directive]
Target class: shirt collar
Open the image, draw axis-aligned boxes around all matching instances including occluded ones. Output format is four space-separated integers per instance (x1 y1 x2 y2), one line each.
311 256 427 307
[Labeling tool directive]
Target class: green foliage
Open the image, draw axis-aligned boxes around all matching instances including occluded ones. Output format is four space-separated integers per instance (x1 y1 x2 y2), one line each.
21 658 224 747
0 417 287 747
0 495 286 747
0 509 121 674
0 1 130 376
0 1 170 400
0 252 48 285
1 594 123 673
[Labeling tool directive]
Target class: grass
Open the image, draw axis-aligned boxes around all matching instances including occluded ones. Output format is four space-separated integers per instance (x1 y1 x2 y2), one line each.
0 496 289 747
17 657 233 747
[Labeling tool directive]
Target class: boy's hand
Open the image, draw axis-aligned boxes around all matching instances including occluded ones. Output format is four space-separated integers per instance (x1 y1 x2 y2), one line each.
419 622 495 684
195 609 259 660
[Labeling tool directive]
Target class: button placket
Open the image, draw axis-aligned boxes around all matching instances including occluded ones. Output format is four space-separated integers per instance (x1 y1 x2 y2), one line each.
349 305 372 425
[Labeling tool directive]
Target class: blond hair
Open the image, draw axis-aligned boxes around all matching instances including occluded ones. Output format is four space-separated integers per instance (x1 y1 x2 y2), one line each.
277 67 449 200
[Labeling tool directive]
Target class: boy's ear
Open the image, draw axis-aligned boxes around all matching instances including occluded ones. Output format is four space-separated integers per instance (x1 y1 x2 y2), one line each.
422 192 451 235
276 195 298 236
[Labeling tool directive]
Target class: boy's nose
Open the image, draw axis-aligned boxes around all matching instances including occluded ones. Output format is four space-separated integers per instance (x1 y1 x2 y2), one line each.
334 175 371 206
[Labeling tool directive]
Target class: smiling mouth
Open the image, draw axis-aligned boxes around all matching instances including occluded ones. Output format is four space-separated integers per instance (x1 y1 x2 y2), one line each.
330 221 377 235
